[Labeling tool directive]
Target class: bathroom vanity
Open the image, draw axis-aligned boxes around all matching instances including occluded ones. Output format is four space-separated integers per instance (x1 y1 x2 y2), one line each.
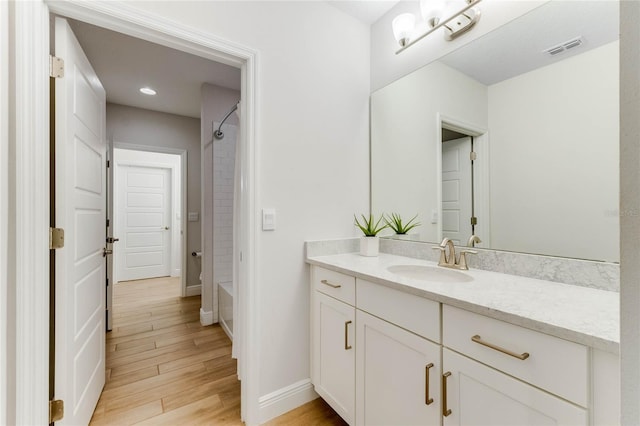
307 250 619 426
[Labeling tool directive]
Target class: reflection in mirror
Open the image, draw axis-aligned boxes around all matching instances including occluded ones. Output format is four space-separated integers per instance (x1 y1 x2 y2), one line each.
371 1 619 262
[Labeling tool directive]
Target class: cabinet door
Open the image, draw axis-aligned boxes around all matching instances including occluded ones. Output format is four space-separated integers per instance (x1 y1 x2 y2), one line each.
442 349 587 426
312 291 355 424
356 310 441 426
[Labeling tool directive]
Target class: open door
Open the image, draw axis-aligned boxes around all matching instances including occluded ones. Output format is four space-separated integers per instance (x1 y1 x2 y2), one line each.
54 17 107 425
441 136 473 245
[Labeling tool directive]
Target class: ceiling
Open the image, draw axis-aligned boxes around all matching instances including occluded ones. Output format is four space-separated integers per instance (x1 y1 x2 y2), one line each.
68 19 241 119
440 1 619 86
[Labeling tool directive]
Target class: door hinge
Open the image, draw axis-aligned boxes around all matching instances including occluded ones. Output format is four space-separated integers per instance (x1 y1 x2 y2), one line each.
470 216 478 226
107 160 110 168
470 151 477 161
49 227 65 250
49 55 64 78
106 219 110 227
49 399 64 423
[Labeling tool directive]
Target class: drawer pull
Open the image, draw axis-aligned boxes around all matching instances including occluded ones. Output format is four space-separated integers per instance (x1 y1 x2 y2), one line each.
442 371 452 417
425 363 434 405
471 334 530 360
344 320 352 350
321 279 341 289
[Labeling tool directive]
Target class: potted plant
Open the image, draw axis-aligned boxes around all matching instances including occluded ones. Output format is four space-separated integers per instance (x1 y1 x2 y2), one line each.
384 213 421 240
354 213 388 256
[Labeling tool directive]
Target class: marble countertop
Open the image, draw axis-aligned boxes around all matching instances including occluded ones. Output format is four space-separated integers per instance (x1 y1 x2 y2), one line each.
306 253 619 354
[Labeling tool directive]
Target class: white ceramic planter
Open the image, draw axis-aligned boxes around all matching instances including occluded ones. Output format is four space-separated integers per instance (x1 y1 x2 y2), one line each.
360 236 379 257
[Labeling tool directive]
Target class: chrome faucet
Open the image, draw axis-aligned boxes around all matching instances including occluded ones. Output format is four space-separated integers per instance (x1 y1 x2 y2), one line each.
467 234 482 248
433 237 477 270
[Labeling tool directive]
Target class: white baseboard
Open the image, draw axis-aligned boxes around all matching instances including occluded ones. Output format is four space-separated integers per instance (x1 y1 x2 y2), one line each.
259 379 318 423
186 284 201 296
200 308 214 326
171 268 181 277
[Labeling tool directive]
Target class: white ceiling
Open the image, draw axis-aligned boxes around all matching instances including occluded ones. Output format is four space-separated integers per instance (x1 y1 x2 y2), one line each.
440 1 619 85
328 1 399 25
68 20 241 119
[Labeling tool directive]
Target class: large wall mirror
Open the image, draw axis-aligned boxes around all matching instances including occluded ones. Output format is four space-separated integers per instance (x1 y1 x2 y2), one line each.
371 1 619 262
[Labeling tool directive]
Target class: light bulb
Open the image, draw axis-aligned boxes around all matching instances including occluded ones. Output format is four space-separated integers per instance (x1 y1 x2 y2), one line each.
392 13 416 47
420 0 446 27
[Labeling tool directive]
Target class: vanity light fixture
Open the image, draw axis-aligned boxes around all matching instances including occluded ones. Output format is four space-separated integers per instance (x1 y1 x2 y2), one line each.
392 0 482 54
139 87 157 96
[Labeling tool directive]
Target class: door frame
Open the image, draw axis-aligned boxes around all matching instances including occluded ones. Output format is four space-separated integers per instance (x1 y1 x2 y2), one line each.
14 1 260 424
436 113 490 248
113 143 187 295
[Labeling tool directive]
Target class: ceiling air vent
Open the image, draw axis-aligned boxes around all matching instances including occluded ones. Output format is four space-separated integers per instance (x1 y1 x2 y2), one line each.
544 36 584 56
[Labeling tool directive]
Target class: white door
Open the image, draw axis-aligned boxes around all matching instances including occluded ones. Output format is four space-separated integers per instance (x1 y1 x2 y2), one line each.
117 165 171 281
356 310 441 426
442 349 587 425
54 17 106 425
442 137 473 245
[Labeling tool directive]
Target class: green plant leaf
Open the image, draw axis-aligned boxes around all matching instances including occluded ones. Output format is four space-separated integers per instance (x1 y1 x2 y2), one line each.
384 213 421 234
354 213 388 236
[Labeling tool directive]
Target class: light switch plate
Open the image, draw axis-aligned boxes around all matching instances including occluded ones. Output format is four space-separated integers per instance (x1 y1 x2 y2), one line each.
262 208 276 231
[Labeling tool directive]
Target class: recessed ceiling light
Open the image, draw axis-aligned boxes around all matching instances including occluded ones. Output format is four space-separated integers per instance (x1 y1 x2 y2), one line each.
139 87 157 96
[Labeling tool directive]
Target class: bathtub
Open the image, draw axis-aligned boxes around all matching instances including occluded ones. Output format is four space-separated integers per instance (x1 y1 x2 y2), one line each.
218 281 233 340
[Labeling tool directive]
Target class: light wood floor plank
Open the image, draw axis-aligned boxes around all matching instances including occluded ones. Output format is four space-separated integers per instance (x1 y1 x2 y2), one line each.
90 276 343 425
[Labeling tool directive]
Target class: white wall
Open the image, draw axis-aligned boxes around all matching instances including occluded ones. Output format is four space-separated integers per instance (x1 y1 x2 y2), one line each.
488 41 619 262
120 0 371 409
370 0 547 91
200 84 240 323
0 0 9 422
107 103 202 288
371 61 487 242
620 0 640 423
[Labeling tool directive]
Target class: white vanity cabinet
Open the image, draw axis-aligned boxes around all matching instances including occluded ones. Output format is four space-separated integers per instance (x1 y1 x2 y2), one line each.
442 348 587 425
356 310 441 426
309 264 619 425
355 278 442 425
311 268 356 424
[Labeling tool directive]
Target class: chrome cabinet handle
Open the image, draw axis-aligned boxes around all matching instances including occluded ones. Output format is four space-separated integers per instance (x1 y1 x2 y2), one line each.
344 320 352 350
471 335 530 360
425 363 434 405
321 279 341 289
442 371 452 417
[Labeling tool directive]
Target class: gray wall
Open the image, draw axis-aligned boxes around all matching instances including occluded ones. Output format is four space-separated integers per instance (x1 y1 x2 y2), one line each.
107 103 201 288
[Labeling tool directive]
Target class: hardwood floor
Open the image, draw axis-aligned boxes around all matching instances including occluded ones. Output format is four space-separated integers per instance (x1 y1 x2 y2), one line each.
91 276 344 425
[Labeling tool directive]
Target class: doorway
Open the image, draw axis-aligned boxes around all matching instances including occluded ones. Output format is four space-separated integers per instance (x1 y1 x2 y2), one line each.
437 114 490 248
44 5 258 425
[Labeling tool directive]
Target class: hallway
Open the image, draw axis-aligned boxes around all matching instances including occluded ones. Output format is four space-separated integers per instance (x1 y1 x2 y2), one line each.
90 277 241 425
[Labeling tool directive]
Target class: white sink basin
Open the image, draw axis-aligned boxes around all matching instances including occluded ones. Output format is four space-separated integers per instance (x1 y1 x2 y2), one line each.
386 265 474 283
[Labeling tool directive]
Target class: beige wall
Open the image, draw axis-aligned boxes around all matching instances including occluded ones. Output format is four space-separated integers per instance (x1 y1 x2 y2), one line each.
107 103 201 288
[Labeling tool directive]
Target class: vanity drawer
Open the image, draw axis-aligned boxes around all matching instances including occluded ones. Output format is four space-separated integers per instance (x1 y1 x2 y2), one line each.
356 278 440 343
443 305 588 407
313 266 356 306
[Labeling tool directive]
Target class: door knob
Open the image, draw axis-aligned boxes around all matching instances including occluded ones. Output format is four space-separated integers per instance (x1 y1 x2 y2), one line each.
102 248 113 257
164 226 170 230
